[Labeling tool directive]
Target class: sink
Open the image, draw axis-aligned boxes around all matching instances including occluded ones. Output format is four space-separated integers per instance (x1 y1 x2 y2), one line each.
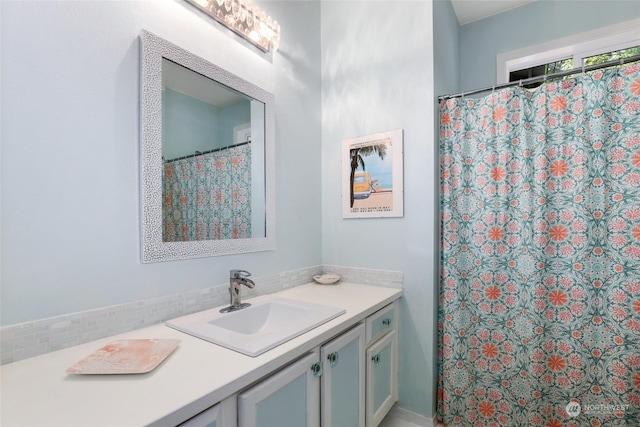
166 298 346 357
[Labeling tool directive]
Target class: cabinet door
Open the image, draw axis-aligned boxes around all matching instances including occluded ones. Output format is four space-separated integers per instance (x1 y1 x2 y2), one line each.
320 323 365 427
238 351 320 427
180 395 237 427
179 403 220 427
366 330 398 427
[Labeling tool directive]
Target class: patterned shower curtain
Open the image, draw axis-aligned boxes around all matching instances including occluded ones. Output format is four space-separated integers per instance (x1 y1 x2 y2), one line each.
163 143 252 241
438 63 640 426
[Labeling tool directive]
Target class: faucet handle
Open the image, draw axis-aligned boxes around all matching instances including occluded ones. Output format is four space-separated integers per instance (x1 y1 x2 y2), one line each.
230 269 252 279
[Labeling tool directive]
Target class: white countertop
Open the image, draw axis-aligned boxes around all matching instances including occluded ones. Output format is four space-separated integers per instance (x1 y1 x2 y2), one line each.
0 283 402 427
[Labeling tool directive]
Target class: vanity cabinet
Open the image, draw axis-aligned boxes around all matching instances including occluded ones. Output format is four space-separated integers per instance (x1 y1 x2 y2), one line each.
365 301 398 426
180 395 237 427
237 324 365 427
320 324 366 427
366 330 397 426
238 351 320 427
236 302 398 427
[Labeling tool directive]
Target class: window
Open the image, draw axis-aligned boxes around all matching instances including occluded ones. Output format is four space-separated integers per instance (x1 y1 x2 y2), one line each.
508 58 573 88
497 18 640 85
507 47 640 88
583 46 640 66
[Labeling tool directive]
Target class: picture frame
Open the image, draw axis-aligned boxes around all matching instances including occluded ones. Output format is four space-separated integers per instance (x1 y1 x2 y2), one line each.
342 129 404 218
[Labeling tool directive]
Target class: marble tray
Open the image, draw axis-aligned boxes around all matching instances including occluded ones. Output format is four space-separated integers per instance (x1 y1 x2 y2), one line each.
66 339 180 374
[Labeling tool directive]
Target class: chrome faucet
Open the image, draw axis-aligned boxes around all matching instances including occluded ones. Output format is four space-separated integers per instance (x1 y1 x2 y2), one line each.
220 270 255 313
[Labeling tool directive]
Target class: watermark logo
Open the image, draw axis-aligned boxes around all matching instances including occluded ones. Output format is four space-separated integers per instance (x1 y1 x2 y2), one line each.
566 400 631 417
566 401 581 418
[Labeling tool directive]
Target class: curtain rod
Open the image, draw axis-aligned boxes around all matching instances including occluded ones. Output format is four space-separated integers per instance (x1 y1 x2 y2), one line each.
438 54 640 101
164 140 250 163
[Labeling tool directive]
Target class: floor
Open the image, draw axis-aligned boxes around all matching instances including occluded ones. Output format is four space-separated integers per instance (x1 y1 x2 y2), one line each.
379 414 422 427
379 412 444 427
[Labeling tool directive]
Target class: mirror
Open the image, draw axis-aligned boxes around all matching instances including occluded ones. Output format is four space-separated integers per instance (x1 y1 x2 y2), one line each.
162 59 266 242
140 30 275 262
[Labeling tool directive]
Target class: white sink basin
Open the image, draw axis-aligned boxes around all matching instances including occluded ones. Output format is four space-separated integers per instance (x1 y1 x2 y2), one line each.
166 297 346 357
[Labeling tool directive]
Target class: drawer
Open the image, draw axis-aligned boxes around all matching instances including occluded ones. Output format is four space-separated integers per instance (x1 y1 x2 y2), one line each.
365 302 396 345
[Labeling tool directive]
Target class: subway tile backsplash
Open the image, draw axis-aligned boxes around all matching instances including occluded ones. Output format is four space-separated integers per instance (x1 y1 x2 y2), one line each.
0 265 402 365
323 265 403 288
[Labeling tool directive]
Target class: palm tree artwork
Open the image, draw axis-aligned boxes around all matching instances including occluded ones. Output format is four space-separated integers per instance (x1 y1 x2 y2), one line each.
349 143 387 208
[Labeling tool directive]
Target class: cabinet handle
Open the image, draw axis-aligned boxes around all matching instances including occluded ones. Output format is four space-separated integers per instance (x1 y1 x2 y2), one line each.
311 361 323 377
327 351 339 367
372 354 381 365
382 318 391 328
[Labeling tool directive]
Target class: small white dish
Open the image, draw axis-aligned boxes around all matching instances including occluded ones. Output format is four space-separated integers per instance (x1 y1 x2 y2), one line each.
313 274 341 285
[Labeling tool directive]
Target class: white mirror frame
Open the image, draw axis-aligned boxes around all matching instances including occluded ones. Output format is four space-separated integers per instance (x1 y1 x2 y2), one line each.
140 30 275 263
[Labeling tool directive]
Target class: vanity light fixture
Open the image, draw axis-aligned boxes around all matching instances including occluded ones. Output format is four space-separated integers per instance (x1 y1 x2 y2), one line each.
186 0 281 52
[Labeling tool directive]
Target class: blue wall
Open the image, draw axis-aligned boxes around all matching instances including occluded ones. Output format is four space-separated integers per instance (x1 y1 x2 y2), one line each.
460 0 640 92
321 0 436 418
217 99 251 149
163 85 251 160
434 0 460 98
0 0 322 324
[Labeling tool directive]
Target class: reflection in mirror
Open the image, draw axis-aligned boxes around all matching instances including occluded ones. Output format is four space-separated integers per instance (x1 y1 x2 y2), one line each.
140 30 275 263
161 59 265 242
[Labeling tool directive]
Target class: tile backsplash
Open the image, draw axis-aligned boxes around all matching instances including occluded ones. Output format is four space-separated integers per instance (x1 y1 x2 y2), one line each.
323 265 403 288
1 265 402 364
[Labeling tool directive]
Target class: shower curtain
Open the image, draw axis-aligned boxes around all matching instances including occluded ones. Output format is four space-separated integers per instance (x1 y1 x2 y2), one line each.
163 143 252 241
438 63 640 426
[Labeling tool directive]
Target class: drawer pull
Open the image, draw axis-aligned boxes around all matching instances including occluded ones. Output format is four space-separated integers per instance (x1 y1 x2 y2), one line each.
327 351 339 367
311 361 323 377
382 318 392 328
372 354 381 365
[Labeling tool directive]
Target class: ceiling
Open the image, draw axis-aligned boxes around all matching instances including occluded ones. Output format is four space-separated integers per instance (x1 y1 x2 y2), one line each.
451 0 538 25
163 59 245 107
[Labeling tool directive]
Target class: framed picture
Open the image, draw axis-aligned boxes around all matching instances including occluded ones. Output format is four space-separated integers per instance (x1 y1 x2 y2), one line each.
342 129 404 218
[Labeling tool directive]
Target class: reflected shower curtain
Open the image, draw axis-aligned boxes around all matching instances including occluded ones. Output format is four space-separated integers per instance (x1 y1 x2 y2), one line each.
438 63 640 426
163 143 251 241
